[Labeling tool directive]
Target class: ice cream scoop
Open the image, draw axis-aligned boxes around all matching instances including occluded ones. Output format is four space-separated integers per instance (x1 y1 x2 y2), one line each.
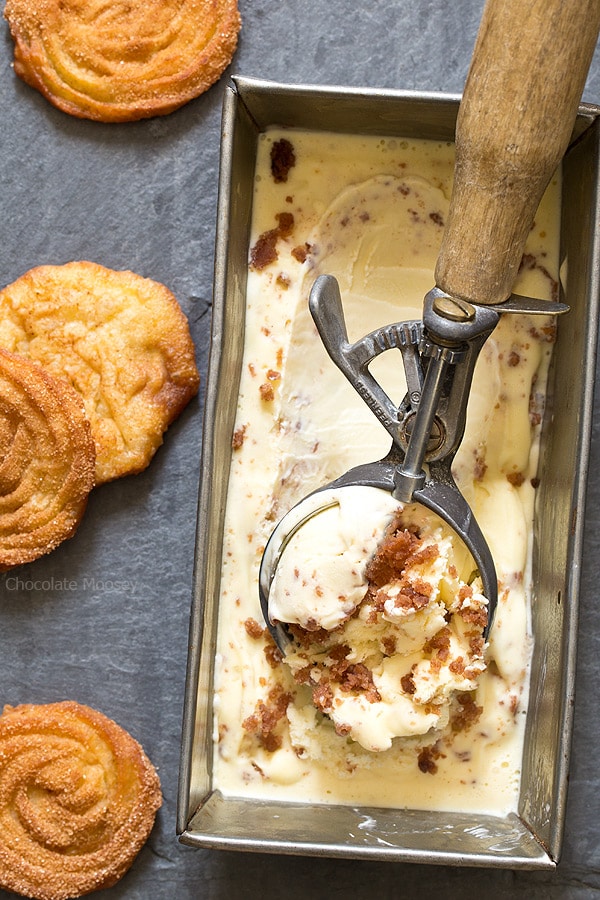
259 278 565 649
259 0 599 651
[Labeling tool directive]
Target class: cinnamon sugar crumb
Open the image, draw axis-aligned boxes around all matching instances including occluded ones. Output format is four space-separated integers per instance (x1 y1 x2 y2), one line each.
418 743 442 774
270 138 296 183
242 684 292 752
264 642 283 669
249 212 295 271
401 672 416 694
244 617 264 639
313 682 334 713
232 424 247 449
291 243 312 263
259 382 275 402
451 692 483 733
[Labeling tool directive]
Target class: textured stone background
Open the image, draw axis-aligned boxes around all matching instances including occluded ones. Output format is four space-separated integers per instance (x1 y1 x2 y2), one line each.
1 1 599 897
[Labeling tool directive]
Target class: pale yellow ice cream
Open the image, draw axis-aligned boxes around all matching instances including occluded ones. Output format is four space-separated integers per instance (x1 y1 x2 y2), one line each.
212 129 560 814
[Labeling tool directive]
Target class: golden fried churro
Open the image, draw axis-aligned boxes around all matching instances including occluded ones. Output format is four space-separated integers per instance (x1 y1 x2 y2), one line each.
4 0 241 122
0 261 199 484
0 701 162 900
0 348 95 571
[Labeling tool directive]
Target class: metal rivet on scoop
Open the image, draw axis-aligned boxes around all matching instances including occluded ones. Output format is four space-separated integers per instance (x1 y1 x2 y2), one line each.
432 294 476 322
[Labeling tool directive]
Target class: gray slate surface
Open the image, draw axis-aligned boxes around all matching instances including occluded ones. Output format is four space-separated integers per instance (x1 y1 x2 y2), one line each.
1 1 600 897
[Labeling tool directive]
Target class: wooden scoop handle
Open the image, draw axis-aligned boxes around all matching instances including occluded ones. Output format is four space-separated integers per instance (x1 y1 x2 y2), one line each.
435 0 600 306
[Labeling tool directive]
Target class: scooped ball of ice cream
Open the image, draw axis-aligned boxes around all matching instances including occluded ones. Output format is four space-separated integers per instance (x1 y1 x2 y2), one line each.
269 485 489 752
268 486 400 631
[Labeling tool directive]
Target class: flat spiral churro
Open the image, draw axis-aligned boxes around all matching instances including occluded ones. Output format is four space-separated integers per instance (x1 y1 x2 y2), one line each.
0 261 200 484
0 701 162 900
4 0 242 122
0 348 95 571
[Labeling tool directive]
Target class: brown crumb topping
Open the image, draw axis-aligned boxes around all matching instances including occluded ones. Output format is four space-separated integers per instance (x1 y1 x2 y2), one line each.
449 656 466 675
424 628 451 660
270 138 296 183
276 212 294 237
418 742 444 775
288 622 332 647
249 228 279 270
334 722 353 736
291 243 312 263
401 671 416 695
259 382 275 402
321 645 381 702
337 663 381 702
458 584 473 601
244 617 264 639
250 212 296 271
450 692 483 733
264 641 283 669
365 524 416 585
382 635 397 656
242 684 293 752
373 583 431 613
469 635 485 657
457 603 488 630
231 424 247 449
299 643 381 705
313 682 334 713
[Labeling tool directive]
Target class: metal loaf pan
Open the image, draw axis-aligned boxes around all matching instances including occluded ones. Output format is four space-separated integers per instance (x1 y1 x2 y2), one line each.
178 76 600 868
